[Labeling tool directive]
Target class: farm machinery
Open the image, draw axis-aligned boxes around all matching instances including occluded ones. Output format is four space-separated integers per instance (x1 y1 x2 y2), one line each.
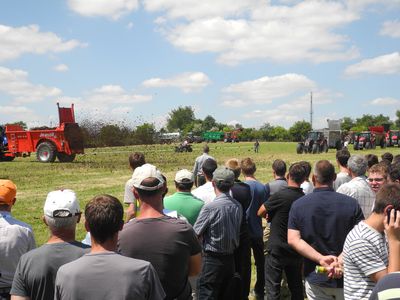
296 120 343 154
386 130 400 147
353 126 387 150
0 103 84 163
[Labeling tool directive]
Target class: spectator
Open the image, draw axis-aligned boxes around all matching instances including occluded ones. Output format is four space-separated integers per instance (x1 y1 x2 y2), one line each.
118 164 201 300
381 152 393 164
337 155 375 218
11 189 89 300
366 154 379 170
369 272 400 300
226 158 252 299
393 154 400 165
288 160 364 300
389 162 400 184
265 159 288 198
55 194 165 300
124 152 146 221
0 180 35 300
334 149 352 191
192 145 214 187
194 167 243 299
192 158 218 204
163 169 204 226
367 163 389 195
343 183 400 300
299 161 314 194
241 158 267 299
258 162 306 300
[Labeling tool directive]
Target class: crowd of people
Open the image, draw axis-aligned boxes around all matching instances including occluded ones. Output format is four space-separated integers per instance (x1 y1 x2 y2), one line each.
1 145 400 300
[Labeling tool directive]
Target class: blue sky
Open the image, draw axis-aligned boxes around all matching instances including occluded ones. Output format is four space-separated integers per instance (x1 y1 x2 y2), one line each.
0 0 399 130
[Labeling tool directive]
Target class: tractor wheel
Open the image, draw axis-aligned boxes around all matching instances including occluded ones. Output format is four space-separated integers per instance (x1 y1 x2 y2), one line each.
0 155 15 162
57 152 76 163
188 147 193 152
365 142 371 150
353 143 359 150
323 143 328 153
296 143 303 154
312 144 318 154
335 140 343 150
380 140 386 149
36 141 57 163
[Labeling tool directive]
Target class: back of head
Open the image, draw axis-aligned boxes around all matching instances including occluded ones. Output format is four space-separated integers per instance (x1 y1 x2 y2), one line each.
129 152 146 170
225 158 241 179
373 183 400 214
389 162 400 183
272 159 286 177
174 169 194 191
212 167 235 193
85 194 124 244
289 163 307 185
336 149 351 167
240 157 256 176
381 152 393 163
313 160 336 185
393 154 400 164
43 189 80 230
0 179 17 209
348 155 368 176
365 154 379 169
368 162 389 179
299 161 312 178
202 158 218 179
203 145 210 153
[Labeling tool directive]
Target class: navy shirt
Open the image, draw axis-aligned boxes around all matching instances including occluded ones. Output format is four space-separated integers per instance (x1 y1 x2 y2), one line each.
288 187 364 288
245 180 267 238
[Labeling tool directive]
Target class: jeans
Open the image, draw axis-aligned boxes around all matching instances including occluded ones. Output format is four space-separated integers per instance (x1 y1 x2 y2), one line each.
265 252 303 300
197 254 235 300
250 237 265 296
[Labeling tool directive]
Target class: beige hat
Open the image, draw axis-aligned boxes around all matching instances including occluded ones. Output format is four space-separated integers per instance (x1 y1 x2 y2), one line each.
132 163 165 191
175 169 193 183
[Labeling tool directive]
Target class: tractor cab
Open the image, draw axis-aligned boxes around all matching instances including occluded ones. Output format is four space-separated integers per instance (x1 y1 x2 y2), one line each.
354 132 374 150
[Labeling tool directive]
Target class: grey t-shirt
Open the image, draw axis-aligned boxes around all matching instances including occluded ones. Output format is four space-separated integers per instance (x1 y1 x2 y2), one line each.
55 252 165 300
11 241 89 300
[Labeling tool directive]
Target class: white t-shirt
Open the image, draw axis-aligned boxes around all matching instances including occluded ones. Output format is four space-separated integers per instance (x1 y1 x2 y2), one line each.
343 221 388 300
300 181 314 194
192 182 216 204
124 178 135 204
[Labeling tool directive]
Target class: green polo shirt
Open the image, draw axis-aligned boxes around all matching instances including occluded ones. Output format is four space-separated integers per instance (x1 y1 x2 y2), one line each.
163 192 204 225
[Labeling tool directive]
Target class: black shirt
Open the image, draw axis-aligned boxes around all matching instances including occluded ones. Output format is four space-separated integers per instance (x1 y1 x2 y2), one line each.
231 180 251 239
264 186 304 257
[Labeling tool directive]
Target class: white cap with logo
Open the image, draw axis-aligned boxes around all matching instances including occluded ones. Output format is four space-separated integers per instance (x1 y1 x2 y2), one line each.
131 163 165 191
44 189 80 218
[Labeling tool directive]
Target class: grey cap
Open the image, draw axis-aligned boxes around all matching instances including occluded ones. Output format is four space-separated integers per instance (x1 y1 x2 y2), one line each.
212 167 235 185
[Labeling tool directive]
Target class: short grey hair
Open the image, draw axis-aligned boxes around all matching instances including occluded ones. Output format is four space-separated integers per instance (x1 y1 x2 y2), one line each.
347 155 367 176
44 215 77 230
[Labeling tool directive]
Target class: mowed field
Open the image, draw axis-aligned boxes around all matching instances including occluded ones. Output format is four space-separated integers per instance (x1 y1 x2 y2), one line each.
1 141 398 245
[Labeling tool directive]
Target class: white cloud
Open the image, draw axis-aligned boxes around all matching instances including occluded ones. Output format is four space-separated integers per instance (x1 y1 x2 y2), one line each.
53 64 69 72
0 66 62 103
222 73 315 104
243 109 298 124
0 105 31 114
85 85 152 105
221 99 247 108
148 1 360 64
0 24 86 62
380 20 400 38
68 0 139 20
344 52 400 75
370 97 400 105
142 72 211 93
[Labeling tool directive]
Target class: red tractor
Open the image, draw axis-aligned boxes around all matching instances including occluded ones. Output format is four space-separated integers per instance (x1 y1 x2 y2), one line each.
387 130 400 147
0 103 84 163
353 126 387 150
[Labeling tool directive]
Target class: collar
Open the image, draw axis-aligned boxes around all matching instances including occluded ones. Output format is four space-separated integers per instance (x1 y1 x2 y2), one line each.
176 191 193 195
276 177 287 181
287 186 303 192
312 187 334 192
0 211 12 218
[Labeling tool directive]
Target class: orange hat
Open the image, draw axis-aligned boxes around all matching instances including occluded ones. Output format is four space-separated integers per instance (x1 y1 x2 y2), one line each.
0 180 17 205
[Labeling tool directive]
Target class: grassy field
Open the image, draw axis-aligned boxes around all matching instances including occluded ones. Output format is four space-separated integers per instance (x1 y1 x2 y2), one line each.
1 141 397 245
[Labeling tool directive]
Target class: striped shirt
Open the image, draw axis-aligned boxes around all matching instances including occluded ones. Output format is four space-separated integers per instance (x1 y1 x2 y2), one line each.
193 193 242 254
337 176 375 218
343 221 388 300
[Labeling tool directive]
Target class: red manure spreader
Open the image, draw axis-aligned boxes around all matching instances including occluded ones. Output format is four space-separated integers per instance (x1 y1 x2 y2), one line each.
0 103 84 163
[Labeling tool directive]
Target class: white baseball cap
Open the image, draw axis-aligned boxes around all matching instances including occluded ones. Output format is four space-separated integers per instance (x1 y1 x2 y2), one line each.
175 169 193 183
44 189 80 218
131 164 165 191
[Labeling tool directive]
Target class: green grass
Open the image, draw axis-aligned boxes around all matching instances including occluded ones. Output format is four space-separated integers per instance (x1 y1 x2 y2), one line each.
1 141 397 245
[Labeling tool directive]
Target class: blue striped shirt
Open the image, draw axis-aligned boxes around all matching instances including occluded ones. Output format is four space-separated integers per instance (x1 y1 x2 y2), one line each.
193 193 242 254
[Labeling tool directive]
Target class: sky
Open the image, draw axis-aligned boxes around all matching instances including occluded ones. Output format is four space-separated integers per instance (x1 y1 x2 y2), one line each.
0 0 399 130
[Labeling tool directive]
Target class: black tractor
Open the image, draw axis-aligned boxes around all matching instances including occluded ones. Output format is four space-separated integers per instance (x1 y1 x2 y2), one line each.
297 131 328 154
174 144 193 153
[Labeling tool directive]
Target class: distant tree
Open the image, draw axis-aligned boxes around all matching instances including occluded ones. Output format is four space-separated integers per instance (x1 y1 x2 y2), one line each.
238 128 255 141
395 110 400 129
356 114 391 128
166 106 195 132
259 123 274 141
202 115 217 131
133 123 155 145
341 117 355 131
99 124 125 146
289 120 311 142
270 126 289 141
7 121 28 130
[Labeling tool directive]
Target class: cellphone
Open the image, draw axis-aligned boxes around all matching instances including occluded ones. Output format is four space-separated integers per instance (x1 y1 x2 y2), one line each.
387 208 397 224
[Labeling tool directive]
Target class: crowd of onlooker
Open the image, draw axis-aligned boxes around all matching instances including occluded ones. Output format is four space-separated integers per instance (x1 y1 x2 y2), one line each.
1 146 400 300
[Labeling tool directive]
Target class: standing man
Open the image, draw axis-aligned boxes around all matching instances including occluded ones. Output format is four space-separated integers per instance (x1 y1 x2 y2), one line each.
193 145 214 187
265 159 287 198
241 158 267 299
192 158 218 204
118 164 202 300
258 163 306 300
337 155 375 218
55 194 165 300
288 160 364 300
334 149 351 191
0 180 35 300
194 167 243 299
254 139 260 153
343 183 400 300
11 189 89 300
163 169 204 226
